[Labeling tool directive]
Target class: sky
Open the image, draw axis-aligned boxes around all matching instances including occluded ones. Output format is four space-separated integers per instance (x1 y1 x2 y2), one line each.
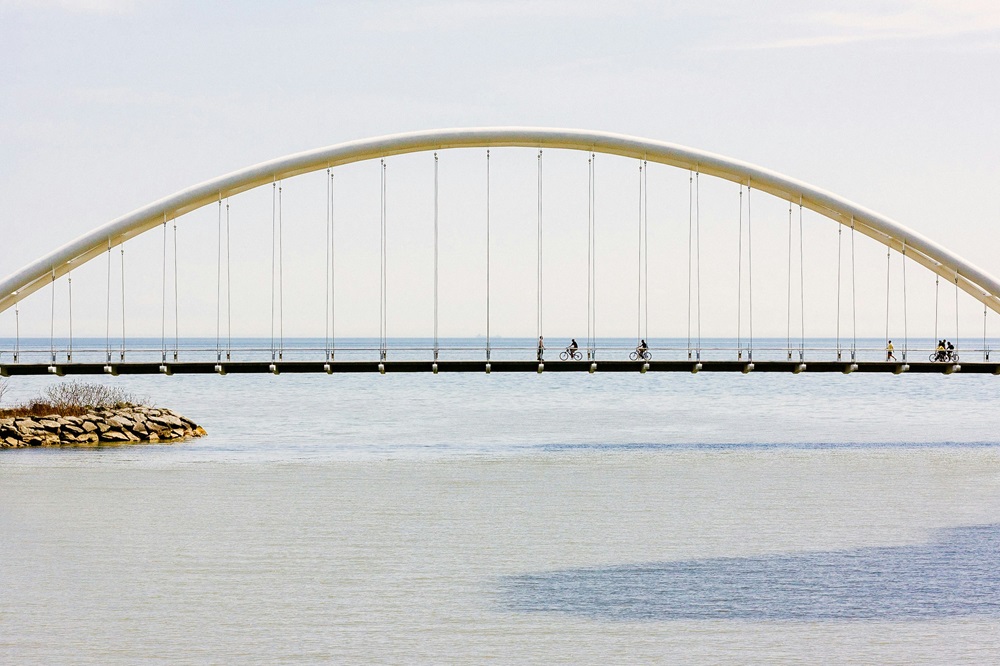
2 0 999 342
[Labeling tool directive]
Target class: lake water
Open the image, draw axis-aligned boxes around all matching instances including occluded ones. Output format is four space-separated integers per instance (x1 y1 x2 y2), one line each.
2 339 1000 663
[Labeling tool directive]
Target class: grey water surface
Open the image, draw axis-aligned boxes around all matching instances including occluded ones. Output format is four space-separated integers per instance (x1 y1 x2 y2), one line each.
2 339 1000 663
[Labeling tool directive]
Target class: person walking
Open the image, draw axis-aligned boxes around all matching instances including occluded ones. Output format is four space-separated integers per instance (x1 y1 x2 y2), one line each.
886 340 896 361
537 336 545 361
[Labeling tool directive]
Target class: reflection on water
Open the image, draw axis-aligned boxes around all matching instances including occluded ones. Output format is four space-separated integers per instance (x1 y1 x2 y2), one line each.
502 524 1000 621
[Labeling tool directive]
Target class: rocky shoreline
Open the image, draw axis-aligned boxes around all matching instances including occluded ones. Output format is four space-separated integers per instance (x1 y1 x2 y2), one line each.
0 405 206 449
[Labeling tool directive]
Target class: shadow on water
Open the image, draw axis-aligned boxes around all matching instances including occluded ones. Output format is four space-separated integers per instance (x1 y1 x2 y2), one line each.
499 525 1000 621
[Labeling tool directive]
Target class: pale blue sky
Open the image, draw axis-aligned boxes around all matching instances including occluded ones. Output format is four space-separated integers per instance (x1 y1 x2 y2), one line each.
2 1 999 339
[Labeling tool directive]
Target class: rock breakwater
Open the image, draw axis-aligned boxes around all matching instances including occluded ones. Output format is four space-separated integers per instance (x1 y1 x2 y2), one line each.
0 405 206 449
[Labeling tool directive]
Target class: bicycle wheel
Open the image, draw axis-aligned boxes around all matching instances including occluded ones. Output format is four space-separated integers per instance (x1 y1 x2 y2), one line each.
929 353 937 363
573 351 582 360
559 351 569 361
629 351 639 361
952 353 960 363
643 351 652 361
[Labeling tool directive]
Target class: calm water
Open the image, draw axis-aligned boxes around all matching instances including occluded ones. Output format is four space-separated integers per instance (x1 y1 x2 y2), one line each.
2 339 1000 663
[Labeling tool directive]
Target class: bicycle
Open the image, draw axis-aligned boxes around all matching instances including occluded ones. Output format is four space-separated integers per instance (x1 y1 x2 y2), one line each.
928 351 959 363
560 348 583 361
629 349 652 361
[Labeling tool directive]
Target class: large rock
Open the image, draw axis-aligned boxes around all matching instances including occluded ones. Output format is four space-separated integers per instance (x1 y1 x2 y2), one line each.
100 430 130 442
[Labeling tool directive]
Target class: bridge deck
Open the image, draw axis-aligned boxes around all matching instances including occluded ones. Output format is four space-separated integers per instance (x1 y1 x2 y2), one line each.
2 360 997 376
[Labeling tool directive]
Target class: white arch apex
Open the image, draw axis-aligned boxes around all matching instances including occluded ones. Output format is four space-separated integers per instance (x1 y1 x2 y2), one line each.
2 126 999 316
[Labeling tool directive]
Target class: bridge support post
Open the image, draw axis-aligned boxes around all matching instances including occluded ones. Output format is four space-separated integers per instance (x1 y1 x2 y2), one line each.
893 364 909 375
378 363 386 375
216 364 228 376
691 362 702 374
47 365 64 377
842 363 858 374
742 363 754 374
537 362 544 374
589 362 597 373
484 362 490 374
159 365 173 376
944 363 961 375
269 364 280 375
793 363 806 374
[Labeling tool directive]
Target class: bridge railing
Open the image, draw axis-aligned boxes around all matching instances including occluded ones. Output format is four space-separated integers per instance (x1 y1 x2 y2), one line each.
0 339 993 365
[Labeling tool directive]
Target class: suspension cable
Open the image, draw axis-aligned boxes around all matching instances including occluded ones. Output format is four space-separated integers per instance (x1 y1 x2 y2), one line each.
106 238 111 362
217 196 222 361
902 242 908 360
934 274 940 343
325 169 331 360
745 182 751 361
954 275 960 351
67 271 73 361
850 219 857 359
270 180 276 361
737 186 743 359
120 242 126 361
380 160 387 361
644 160 649 344
328 176 334 361
885 245 891 351
636 161 643 346
49 268 55 363
278 184 284 360
836 224 842 360
161 214 167 362
13 298 19 362
799 201 805 359
434 154 439 361
172 219 178 361
687 172 693 359
486 150 491 361
537 150 543 344
589 153 596 360
587 154 593 359
984 303 989 361
226 199 232 360
786 202 793 359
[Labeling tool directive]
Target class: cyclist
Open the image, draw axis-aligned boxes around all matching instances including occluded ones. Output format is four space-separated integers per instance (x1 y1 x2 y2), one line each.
946 340 955 361
636 339 649 359
568 339 579 354
936 340 946 362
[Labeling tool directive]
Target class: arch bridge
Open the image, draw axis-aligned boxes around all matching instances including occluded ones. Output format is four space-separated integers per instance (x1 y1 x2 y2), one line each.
2 128 999 376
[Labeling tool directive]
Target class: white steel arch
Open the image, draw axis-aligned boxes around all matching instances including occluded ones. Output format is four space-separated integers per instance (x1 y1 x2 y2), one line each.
2 127 999 316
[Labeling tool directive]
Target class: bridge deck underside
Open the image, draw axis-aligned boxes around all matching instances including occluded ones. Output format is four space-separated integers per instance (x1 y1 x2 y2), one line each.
2 360 996 376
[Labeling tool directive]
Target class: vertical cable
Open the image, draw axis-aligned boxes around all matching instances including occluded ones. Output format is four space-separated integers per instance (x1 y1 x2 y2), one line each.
687 172 693 359
120 243 127 360
172 220 178 360
278 184 284 360
217 197 222 361
902 243 908 360
537 150 543 343
329 175 336 361
786 202 793 359
984 303 988 361
850 225 859 358
434 154 439 361
737 186 743 359
106 238 112 362
643 160 649 344
380 160 387 361
587 155 592 359
325 169 331 359
13 299 19 362
67 272 73 361
486 150 491 360
885 246 891 351
799 201 805 360
836 225 843 359
955 275 960 351
746 183 752 361
696 171 702 359
934 275 940 343
226 200 232 360
590 154 596 360
270 180 276 360
49 269 55 363
161 215 167 362
636 161 642 346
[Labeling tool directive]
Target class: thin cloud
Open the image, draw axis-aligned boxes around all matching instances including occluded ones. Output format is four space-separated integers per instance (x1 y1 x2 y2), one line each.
727 0 1000 50
0 0 143 15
